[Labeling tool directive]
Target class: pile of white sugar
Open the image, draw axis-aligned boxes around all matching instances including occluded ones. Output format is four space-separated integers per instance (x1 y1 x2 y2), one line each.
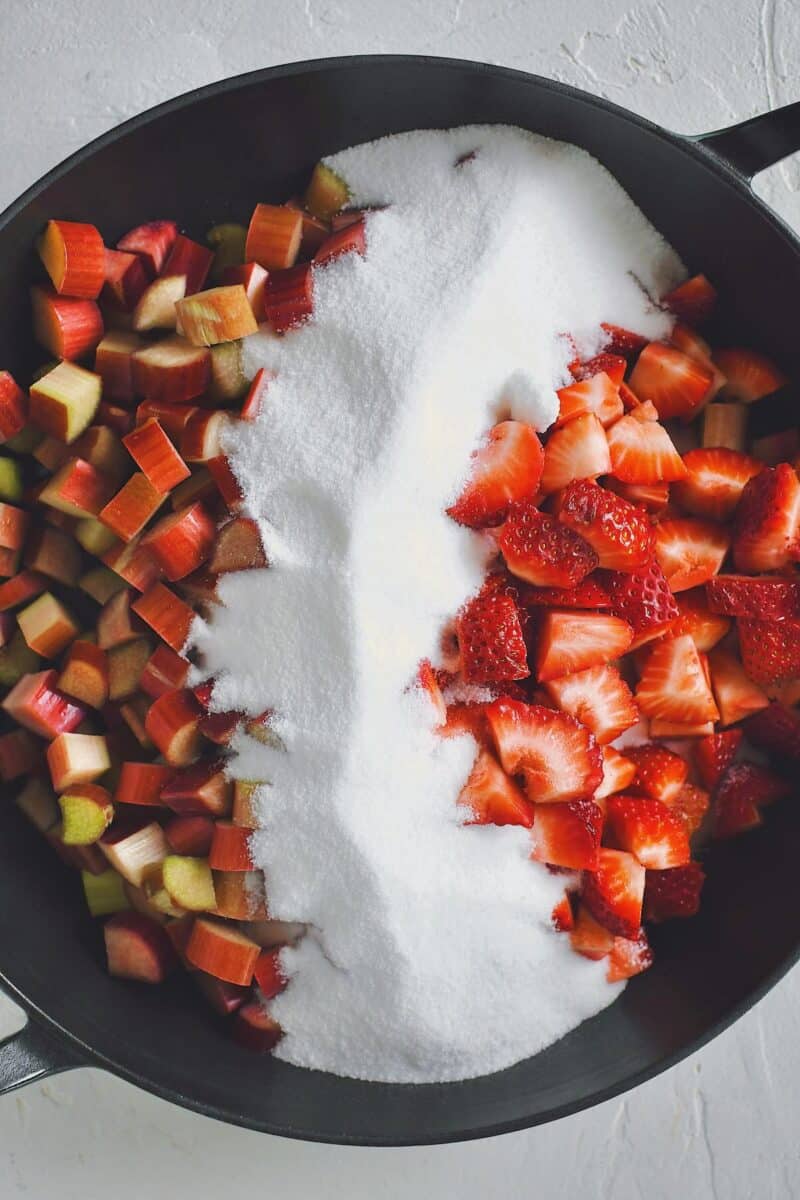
192 126 683 1083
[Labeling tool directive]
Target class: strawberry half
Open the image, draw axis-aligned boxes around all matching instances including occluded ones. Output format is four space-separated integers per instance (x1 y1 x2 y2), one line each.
605 477 670 514
458 749 534 828
635 635 719 724
551 893 575 932
654 518 730 592
595 746 638 800
554 479 654 571
521 576 611 610
732 464 800 573
708 647 769 725
539 413 611 496
706 573 800 620
535 610 633 682
673 448 763 522
745 701 800 762
606 795 691 869
581 848 645 938
713 763 789 838
670 587 731 652
555 371 623 429
644 862 705 921
628 342 714 421
447 421 543 529
625 744 688 803
714 347 787 403
694 729 743 790
499 503 598 588
601 323 649 358
530 798 603 870
738 618 800 686
544 664 638 745
662 274 717 326
603 559 678 644
456 590 529 685
570 354 627 386
606 413 687 484
669 783 710 836
485 698 603 804
607 929 653 982
570 905 615 960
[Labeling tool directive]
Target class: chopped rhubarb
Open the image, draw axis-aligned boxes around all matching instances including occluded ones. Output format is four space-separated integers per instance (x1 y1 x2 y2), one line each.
30 361 101 443
3 669 87 737
142 502 216 581
132 582 194 651
263 263 314 334
37 219 105 298
161 234 214 295
245 204 302 271
58 782 114 844
161 758 232 816
99 473 166 542
31 285 103 360
123 419 190 492
176 285 258 346
117 220 178 275
104 910 177 983
186 917 260 985
131 336 211 404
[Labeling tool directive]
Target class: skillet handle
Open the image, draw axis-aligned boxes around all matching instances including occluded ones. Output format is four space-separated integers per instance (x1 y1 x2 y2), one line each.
0 1019 82 1096
697 101 800 180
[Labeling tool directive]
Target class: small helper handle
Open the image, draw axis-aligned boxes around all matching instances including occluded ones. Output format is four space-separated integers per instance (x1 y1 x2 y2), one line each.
0 1018 82 1096
697 100 800 180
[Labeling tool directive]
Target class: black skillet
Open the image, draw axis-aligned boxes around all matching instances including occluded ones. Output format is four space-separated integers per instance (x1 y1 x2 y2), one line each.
0 56 799 1146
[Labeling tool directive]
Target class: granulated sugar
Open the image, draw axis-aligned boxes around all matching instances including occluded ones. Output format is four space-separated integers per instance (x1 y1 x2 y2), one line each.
191 126 683 1082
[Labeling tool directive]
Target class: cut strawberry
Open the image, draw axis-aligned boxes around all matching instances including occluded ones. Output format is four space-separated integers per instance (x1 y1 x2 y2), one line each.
732 464 800 573
570 905 615 960
601 323 648 358
643 862 705 921
635 635 719 724
581 848 645 939
551 894 575 932
455 590 529 684
485 698 602 804
603 560 678 644
222 262 269 319
606 413 687 483
708 647 769 725
117 220 177 276
457 749 533 827
654 518 730 592
539 413 611 495
738 618 800 686
555 372 623 428
499 503 597 588
673 448 763 522
713 764 780 838
607 928 653 983
530 799 602 870
628 342 713 421
745 701 800 762
625 744 688 803
543 664 638 744
669 783 710 836
521 576 611 610
554 479 653 571
595 746 638 800
571 354 627 386
714 347 787 403
446 421 543 528
605 477 670 514
694 729 743 790
670 587 731 652
606 794 691 869
662 274 717 326
706 574 800 620
263 263 314 334
535 610 633 682
440 702 489 745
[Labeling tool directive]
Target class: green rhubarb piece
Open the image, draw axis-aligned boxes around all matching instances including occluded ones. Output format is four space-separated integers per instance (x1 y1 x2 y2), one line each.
82 868 129 917
304 162 350 220
0 630 40 688
206 223 247 283
0 457 23 502
5 425 43 454
162 855 217 912
208 341 247 404
59 789 114 845
79 566 127 605
75 518 119 557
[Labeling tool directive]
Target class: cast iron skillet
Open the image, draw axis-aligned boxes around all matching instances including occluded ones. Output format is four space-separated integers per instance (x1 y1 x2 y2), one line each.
0 56 799 1146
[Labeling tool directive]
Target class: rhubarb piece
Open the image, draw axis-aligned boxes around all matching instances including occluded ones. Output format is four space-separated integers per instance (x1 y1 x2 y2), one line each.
161 855 216 911
123 418 190 492
208 342 248 406
30 361 101 442
629 342 713 420
33 435 69 472
606 795 690 869
176 285 258 346
206 455 242 510
708 647 769 726
117 220 178 275
101 248 150 311
243 918 305 948
0 373 28 442
635 636 719 724
530 798 602 870
231 1002 282 1052
144 688 203 765
17 592 78 658
31 285 103 360
15 776 60 833
245 204 302 270
139 643 190 699
104 910 177 983
222 262 268 320
702 402 746 452
3 668 87 737
74 517 117 557
209 517 267 574
486 698 602 804
0 630 41 688
131 274 186 332
314 218 366 264
100 818 168 886
581 848 645 938
79 565 126 605
0 728 38 781
107 638 152 701
554 479 654 570
733 464 800 573
59 782 114 844
142 502 216 581
161 758 232 817
500 503 597 588
213 869 268 920
115 760 171 807
131 336 211 404
0 502 28 552
103 535 161 592
37 220 105 299
263 263 314 334
39 457 113 518
136 400 198 440
161 234 213 295
96 402 133 436
252 949 287 1002
99 473 166 542
97 589 140 649
240 366 271 422
58 641 109 708
132 582 194 651
455 589 528 684
206 223 247 282
94 331 144 401
543 664 638 744
738 617 800 686
232 779 261 828
305 162 350 219
535 610 633 681
0 456 23 502
164 814 215 856
48 733 111 790
180 409 229 463
539 412 611 495
82 867 129 917
654 518 730 592
186 917 260 985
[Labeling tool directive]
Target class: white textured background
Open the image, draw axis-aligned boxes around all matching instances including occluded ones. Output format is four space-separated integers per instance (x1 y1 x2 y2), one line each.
2 1 800 1195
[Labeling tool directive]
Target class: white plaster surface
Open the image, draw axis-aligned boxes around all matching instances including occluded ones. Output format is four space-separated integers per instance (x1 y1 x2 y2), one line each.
2 0 800 1194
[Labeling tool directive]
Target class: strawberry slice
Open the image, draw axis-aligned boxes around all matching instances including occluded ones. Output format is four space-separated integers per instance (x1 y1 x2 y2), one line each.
554 479 654 571
606 413 687 484
555 372 623 429
570 354 626 386
595 746 638 800
654 518 730 592
604 560 678 644
714 348 787 403
570 905 615 960
458 749 534 828
662 274 717 326
485 698 603 804
551 894 575 932
440 702 490 745
544 664 638 745
694 729 743 790
530 798 603 870
649 717 715 738
628 343 714 421
455 590 529 685
670 587 731 652
605 477 670 513
635 634 720 724
601 323 649 358
706 574 800 620
738 617 800 686
539 413 611 496
625 744 688 803
732 463 800 573
535 610 633 682
644 862 705 921
669 784 710 836
713 763 789 838
499 503 597 588
521 576 611 610
447 421 543 529
607 929 653 982
708 647 769 725
673 448 763 522
745 701 800 762
606 795 691 869
581 848 645 938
